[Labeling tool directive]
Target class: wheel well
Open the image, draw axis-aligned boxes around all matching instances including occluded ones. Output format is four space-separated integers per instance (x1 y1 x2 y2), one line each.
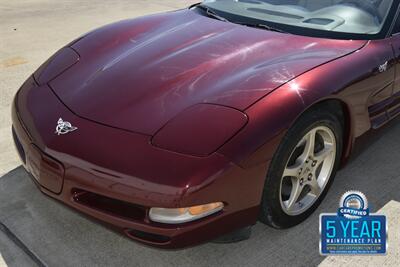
304 99 352 166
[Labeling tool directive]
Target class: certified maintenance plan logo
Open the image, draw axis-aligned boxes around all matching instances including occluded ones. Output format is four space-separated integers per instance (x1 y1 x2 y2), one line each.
320 191 387 255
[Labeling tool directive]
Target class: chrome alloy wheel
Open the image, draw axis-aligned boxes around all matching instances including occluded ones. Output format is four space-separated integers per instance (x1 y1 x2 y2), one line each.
279 126 337 216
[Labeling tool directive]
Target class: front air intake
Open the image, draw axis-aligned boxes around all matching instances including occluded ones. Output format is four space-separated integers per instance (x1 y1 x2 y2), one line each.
72 189 146 222
126 229 171 244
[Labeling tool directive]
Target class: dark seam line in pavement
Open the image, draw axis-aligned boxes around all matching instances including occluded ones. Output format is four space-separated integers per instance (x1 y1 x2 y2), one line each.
0 221 47 267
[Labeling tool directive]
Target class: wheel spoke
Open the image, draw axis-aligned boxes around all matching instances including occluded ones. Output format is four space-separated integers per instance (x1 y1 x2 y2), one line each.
302 129 316 160
283 164 301 178
285 177 303 211
314 143 334 164
309 179 322 197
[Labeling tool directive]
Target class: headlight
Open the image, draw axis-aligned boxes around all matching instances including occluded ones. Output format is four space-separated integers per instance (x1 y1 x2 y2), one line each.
149 202 224 224
34 47 80 85
152 104 248 156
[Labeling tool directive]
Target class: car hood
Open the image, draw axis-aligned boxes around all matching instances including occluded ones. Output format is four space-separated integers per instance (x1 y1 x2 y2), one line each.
50 9 366 135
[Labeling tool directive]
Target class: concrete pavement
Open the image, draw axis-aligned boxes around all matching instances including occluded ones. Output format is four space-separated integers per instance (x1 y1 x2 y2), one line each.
1 1 400 266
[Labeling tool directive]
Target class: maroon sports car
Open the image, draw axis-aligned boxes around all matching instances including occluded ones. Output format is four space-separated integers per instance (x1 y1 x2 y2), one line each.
12 0 400 248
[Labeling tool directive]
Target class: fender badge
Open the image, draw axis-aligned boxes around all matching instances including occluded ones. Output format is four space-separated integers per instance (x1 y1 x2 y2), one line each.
379 61 388 73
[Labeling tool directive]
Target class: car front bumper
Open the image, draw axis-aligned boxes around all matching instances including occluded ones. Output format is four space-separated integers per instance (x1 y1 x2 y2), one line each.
11 77 268 249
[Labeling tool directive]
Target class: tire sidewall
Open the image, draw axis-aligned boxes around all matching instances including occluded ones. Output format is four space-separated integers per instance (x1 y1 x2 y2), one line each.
259 108 343 228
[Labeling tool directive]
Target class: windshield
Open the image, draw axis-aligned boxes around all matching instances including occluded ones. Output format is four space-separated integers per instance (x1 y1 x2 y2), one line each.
200 0 395 38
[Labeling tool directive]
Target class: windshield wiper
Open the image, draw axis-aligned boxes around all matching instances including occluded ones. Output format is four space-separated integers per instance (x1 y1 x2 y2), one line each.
196 5 230 22
194 5 288 34
236 22 289 34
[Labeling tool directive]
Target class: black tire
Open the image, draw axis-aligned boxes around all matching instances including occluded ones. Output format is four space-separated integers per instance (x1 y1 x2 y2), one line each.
259 105 343 229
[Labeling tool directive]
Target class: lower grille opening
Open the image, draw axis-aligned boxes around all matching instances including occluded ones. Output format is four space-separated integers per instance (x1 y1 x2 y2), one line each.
72 189 146 222
12 127 26 164
126 229 171 244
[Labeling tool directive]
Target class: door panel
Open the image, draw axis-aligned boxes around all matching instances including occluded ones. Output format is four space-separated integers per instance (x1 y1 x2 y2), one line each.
389 33 400 118
362 40 396 129
368 83 394 128
387 91 400 117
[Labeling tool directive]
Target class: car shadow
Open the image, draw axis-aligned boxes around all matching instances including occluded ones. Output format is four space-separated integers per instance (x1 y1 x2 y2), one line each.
0 119 400 267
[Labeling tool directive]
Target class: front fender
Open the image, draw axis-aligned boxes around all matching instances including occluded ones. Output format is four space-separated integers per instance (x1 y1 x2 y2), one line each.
219 39 394 168
218 82 306 168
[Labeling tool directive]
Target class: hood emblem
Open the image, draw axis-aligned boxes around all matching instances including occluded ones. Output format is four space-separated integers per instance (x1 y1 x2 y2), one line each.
55 118 77 135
